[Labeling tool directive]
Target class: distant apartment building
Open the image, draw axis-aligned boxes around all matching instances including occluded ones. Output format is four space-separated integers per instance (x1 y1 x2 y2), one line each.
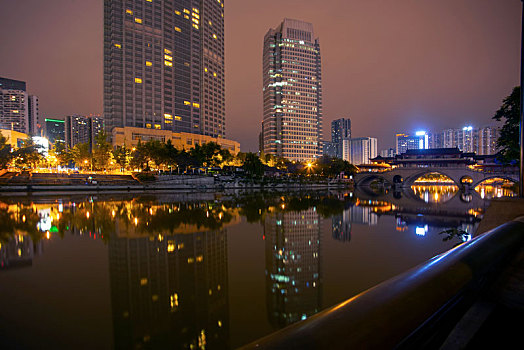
44 118 66 144
262 18 323 161
323 141 337 158
380 148 395 158
346 137 377 165
438 126 499 155
0 77 40 135
331 118 351 159
395 132 429 155
65 115 104 150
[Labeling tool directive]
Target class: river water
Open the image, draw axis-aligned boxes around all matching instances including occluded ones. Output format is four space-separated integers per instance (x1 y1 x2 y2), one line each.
0 185 514 349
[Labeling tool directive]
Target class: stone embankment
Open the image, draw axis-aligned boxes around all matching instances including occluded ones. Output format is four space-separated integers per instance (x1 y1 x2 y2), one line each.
0 172 352 194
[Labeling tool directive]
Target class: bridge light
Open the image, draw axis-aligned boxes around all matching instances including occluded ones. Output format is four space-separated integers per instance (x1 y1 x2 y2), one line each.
415 131 426 136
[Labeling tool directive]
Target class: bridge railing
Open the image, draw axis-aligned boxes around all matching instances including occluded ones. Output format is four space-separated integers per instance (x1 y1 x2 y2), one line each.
240 217 524 350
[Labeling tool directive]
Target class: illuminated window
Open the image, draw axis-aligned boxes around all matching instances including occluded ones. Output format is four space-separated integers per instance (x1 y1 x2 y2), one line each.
204 67 208 72
213 72 217 77
164 60 173 67
12 110 19 114
192 102 200 108
146 0 152 2
188 257 194 263
164 48 172 55
175 10 181 15
145 61 152 66
184 101 191 106
164 54 172 61
175 116 182 121
184 14 189 19
114 43 122 49
154 124 161 130
134 18 142 24
212 34 217 39
164 114 173 119
135 77 142 83
126 9 133 15
146 123 152 128
192 24 199 30
174 27 182 32
192 8 199 13
183 9 190 14
140 278 148 286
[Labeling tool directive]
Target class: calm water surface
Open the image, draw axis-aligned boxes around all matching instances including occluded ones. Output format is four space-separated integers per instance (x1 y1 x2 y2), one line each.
0 186 513 349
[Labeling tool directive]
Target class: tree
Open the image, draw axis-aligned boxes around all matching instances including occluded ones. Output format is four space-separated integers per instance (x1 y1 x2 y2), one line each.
493 86 520 164
113 144 131 171
70 142 91 170
13 137 43 170
0 134 13 169
52 141 71 167
242 152 264 177
92 130 112 170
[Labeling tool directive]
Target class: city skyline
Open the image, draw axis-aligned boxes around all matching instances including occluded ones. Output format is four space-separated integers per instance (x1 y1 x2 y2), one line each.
0 0 521 151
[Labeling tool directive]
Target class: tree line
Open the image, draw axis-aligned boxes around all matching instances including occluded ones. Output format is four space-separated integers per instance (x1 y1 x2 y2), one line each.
0 130 357 177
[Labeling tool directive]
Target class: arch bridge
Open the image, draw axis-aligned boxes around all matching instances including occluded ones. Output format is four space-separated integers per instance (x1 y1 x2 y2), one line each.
354 167 518 188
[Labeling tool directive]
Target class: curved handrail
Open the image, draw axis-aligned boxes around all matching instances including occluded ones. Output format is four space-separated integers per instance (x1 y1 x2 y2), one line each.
240 217 524 349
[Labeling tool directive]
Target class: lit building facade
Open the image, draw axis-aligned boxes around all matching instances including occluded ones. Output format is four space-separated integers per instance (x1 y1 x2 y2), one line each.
44 118 65 144
103 0 225 139
331 118 351 159
0 77 40 136
346 137 377 165
262 18 323 161
111 126 239 154
264 207 322 328
65 115 104 150
396 132 429 155
439 126 499 155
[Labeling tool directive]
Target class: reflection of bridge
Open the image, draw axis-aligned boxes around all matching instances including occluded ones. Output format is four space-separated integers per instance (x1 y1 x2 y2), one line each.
354 167 518 188
353 186 490 233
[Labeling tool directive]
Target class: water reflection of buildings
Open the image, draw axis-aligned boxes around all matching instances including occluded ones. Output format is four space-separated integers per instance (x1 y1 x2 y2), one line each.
0 235 43 270
264 208 322 328
109 228 229 349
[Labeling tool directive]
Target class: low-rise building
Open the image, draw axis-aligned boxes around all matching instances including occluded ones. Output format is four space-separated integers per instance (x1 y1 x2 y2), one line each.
111 126 240 155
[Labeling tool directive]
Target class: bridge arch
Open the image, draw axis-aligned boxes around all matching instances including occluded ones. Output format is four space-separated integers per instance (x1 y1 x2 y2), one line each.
403 170 459 187
473 175 518 188
355 174 392 187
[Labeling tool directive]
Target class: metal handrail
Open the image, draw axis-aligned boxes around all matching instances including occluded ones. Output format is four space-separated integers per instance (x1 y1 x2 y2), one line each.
241 217 524 349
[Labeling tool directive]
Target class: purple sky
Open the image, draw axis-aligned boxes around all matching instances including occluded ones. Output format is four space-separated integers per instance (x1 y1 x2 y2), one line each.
0 0 521 151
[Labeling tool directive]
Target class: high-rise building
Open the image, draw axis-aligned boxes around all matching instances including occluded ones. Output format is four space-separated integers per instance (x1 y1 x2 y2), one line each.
27 95 42 135
0 77 39 135
346 137 377 165
262 18 323 161
395 132 429 155
438 126 498 155
44 118 66 143
104 0 225 138
65 115 104 150
331 118 351 159
478 126 500 155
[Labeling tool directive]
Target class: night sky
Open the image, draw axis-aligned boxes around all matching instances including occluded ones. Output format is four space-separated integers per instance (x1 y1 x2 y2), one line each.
0 0 521 151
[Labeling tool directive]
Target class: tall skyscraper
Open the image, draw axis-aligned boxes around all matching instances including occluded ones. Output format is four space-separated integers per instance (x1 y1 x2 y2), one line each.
104 0 225 138
0 77 40 135
331 118 351 159
262 18 323 162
